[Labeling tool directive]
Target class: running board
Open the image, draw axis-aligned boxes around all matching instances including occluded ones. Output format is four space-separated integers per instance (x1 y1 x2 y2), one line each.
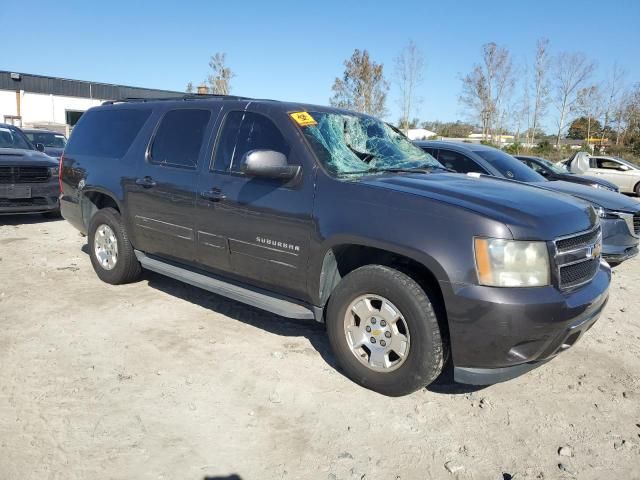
134 251 316 320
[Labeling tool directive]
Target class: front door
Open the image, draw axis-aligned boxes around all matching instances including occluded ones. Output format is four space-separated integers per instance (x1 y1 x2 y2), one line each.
194 106 313 299
591 157 634 192
128 108 215 263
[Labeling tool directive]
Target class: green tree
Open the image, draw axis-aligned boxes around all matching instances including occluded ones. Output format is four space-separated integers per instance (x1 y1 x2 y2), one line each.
330 49 389 117
567 116 603 139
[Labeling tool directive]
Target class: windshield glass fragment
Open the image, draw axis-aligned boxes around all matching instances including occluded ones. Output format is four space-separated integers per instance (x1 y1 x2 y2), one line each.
297 112 443 176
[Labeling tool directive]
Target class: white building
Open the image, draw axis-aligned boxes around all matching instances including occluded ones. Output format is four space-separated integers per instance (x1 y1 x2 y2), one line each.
406 128 437 140
0 71 180 135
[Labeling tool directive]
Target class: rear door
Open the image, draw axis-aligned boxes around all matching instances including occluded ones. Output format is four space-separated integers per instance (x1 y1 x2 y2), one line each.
194 105 314 299
128 107 216 263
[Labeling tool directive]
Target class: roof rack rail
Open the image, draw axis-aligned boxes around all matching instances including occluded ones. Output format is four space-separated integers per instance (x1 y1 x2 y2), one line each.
102 93 252 105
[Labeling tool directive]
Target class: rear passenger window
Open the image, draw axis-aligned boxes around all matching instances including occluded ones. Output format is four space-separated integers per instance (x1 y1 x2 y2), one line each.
65 108 151 158
213 111 289 173
149 109 211 169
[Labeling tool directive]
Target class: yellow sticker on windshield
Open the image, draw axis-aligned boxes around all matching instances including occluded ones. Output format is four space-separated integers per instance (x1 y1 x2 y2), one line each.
290 111 317 127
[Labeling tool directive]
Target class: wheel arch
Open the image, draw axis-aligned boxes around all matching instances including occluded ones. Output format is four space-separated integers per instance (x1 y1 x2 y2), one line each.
314 239 451 339
81 188 122 229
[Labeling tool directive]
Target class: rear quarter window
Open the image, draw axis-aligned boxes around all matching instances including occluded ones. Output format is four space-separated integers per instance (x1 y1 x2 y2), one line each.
65 108 151 158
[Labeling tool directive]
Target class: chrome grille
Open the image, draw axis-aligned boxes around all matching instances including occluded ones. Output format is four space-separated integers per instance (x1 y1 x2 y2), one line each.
554 225 601 290
634 213 640 235
0 166 50 184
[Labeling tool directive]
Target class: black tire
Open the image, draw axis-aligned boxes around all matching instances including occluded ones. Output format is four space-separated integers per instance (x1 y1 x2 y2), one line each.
326 265 444 396
635 182 640 197
88 207 141 285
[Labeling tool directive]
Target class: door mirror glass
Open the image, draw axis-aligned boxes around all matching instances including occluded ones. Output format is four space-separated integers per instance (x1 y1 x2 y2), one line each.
618 164 630 171
35 143 45 152
242 150 300 180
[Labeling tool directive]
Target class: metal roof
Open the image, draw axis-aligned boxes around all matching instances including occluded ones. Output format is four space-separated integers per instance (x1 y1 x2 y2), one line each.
0 70 181 100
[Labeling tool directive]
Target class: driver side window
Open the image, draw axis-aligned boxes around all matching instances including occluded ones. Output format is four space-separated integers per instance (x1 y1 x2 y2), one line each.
597 158 622 170
438 149 486 174
212 111 290 173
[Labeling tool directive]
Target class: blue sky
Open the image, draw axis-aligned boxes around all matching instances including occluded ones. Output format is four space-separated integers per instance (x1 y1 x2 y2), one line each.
3 0 639 131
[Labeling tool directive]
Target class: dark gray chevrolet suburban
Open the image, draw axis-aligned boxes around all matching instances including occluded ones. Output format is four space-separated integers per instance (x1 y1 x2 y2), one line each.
60 96 610 396
0 123 61 216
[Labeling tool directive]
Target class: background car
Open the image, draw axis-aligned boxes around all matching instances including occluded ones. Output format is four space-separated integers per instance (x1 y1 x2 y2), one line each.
564 152 640 195
416 141 640 264
22 128 67 159
0 123 61 216
515 155 618 192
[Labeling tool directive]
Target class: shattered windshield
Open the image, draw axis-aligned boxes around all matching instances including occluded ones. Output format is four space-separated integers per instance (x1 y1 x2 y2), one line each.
298 111 443 176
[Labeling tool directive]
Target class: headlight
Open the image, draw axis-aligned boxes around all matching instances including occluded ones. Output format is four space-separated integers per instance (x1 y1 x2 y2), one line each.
592 183 617 192
474 238 550 287
595 206 618 220
49 166 59 176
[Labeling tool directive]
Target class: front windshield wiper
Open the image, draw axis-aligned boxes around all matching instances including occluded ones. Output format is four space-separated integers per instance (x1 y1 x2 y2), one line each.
340 164 446 176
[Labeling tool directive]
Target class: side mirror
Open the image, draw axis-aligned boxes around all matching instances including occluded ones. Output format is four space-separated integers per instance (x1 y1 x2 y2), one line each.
618 165 630 171
35 143 45 152
242 150 300 180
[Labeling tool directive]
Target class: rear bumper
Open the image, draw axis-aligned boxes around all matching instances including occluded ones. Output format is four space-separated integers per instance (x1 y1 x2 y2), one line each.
444 262 610 384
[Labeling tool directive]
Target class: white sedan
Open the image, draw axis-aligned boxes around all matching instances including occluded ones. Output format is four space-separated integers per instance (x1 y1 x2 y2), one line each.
564 152 640 195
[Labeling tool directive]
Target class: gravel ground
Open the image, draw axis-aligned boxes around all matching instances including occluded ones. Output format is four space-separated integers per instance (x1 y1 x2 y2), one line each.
1 216 639 480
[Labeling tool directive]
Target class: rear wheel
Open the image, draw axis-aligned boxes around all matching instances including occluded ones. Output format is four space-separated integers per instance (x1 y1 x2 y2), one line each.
634 182 640 197
326 265 444 396
88 208 141 284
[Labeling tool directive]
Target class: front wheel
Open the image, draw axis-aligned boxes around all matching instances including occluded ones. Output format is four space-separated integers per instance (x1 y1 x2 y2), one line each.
326 265 444 396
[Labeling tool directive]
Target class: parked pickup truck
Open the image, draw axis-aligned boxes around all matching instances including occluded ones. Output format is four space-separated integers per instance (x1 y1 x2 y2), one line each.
60 96 610 396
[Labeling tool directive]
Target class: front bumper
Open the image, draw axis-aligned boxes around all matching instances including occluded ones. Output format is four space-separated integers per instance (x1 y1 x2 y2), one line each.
601 216 639 263
0 181 60 214
444 262 611 385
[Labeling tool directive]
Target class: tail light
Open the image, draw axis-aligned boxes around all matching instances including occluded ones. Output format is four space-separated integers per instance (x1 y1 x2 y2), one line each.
58 154 64 194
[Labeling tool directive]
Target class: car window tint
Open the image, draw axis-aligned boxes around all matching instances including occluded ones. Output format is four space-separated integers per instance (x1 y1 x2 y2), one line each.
65 108 151 158
150 109 211 169
421 147 437 158
213 111 289 173
528 160 546 174
438 149 484 173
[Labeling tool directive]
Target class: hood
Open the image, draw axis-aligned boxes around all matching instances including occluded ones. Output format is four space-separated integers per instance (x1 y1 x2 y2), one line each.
360 172 596 240
0 148 59 167
540 180 640 213
553 172 618 190
44 147 64 158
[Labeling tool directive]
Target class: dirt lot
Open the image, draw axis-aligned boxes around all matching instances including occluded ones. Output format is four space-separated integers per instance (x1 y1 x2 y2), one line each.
1 216 639 480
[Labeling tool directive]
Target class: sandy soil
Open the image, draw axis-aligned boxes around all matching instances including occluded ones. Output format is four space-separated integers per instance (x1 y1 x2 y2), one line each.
1 216 639 480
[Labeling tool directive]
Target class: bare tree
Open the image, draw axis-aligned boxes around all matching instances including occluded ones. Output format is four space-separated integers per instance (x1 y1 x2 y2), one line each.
530 38 550 146
207 53 235 95
395 40 425 133
185 81 194 94
576 85 604 146
330 49 389 117
600 63 626 145
460 42 514 141
552 52 596 146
